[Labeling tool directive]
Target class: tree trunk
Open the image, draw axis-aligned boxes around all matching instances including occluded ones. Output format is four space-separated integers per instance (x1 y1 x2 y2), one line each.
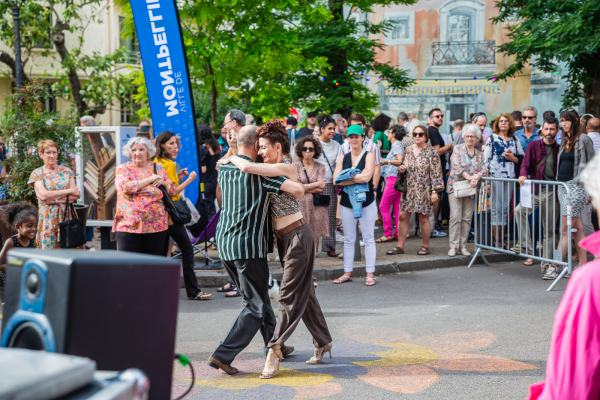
209 63 218 128
0 52 30 85
328 0 353 118
584 69 600 117
52 25 87 117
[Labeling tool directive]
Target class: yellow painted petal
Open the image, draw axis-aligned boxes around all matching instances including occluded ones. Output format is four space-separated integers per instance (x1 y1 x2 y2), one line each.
425 353 538 372
354 343 439 367
196 368 334 390
412 332 497 354
358 365 439 394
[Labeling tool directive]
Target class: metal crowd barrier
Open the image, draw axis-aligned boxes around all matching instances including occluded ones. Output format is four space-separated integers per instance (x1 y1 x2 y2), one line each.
468 176 574 291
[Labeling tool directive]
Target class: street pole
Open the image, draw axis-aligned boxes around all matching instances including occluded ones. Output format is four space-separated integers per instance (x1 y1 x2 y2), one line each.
10 1 23 116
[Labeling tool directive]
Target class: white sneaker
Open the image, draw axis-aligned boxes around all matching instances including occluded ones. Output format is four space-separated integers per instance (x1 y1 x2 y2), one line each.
542 265 559 280
448 248 456 257
460 247 471 256
336 232 345 243
431 229 448 237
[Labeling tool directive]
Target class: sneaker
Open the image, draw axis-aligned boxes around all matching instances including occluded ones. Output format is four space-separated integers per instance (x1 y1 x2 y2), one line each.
431 229 448 237
540 262 549 274
565 263 580 278
448 248 456 257
460 247 471 256
336 232 345 243
442 219 449 226
360 240 365 247
542 265 559 280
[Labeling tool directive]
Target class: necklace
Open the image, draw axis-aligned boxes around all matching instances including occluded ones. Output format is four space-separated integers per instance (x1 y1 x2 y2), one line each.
466 148 476 159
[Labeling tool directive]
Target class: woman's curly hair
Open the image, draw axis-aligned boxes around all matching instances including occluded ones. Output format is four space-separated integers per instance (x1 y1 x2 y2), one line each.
0 202 38 227
257 119 290 155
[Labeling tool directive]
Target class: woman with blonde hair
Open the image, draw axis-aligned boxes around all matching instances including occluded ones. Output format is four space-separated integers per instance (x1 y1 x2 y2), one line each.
28 139 80 249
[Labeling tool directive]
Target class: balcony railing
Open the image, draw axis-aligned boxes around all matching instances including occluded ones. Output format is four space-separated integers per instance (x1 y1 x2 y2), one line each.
531 73 559 86
431 41 496 66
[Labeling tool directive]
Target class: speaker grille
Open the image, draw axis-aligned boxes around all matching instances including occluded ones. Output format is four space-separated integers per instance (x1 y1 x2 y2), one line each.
7 322 46 351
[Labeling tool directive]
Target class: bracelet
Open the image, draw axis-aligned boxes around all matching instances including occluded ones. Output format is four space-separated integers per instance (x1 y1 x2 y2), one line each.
308 183 311 189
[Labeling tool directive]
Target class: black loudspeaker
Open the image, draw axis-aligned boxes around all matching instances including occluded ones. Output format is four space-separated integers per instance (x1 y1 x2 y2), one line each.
0 249 181 400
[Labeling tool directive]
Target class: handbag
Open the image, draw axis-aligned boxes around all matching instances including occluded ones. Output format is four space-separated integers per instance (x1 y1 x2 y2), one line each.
454 179 477 198
59 196 86 249
394 157 407 194
322 150 343 196
301 161 330 207
154 163 192 225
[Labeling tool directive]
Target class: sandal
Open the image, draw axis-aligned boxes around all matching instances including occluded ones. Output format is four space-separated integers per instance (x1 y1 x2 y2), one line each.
375 236 393 243
217 281 236 292
225 289 241 297
333 275 352 284
189 291 212 300
524 258 534 266
386 247 404 255
365 277 376 286
327 250 339 257
417 246 430 256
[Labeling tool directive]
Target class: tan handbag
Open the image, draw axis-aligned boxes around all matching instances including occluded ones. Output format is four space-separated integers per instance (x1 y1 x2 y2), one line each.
454 179 477 198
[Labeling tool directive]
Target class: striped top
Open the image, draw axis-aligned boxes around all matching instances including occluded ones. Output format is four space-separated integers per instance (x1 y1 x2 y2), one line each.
216 155 288 261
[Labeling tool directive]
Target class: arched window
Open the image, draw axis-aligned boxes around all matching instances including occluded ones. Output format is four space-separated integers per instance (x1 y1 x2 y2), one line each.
439 0 485 43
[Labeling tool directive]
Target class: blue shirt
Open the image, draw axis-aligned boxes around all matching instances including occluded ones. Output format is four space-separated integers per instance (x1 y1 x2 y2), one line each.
556 129 563 145
333 132 343 145
514 127 540 152
218 136 229 157
287 128 300 142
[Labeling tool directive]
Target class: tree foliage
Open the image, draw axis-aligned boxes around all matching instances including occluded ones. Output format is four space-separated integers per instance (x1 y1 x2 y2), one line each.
1 80 79 204
0 0 135 117
492 0 600 114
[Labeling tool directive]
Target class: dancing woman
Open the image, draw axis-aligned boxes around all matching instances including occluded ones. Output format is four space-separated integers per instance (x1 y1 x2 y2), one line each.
225 119 332 379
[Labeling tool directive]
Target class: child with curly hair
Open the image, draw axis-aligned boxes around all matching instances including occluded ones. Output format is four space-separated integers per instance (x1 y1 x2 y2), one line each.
0 202 38 281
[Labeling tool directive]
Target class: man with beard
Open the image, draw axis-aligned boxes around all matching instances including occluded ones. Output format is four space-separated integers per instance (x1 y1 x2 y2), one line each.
428 108 451 237
515 106 541 152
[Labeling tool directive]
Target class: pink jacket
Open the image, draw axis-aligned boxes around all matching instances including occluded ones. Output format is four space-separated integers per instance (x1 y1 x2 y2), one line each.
528 231 600 400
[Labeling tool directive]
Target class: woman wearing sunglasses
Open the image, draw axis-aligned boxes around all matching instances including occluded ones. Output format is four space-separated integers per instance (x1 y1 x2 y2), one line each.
389 125 444 256
292 136 329 251
222 119 332 378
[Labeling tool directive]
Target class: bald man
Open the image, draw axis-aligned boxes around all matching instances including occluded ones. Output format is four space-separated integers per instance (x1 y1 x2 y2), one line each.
586 118 600 154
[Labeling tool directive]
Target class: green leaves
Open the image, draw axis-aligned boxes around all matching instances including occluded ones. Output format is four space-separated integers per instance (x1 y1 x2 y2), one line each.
493 0 600 111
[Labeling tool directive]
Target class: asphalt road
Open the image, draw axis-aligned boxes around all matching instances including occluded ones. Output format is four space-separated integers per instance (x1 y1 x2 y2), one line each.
172 261 567 400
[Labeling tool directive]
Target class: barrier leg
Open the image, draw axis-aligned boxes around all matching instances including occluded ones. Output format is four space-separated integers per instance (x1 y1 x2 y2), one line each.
546 265 568 292
467 247 489 268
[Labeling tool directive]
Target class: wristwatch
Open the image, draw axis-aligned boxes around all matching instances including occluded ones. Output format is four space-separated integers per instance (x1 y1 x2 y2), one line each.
431 190 438 194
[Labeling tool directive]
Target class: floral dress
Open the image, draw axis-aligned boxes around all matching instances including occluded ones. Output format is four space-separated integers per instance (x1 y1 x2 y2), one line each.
399 145 444 216
28 165 74 249
293 161 329 238
447 144 487 194
112 162 175 234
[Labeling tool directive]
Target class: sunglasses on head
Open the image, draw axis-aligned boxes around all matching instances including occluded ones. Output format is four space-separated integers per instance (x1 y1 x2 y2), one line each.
561 108 576 113
302 147 315 152
414 132 426 137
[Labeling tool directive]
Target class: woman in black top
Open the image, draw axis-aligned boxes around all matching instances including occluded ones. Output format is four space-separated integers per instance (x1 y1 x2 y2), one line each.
332 124 377 286
545 109 596 280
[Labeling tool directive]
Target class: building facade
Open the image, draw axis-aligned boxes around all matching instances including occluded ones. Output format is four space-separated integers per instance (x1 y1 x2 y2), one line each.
0 2 139 127
357 0 575 132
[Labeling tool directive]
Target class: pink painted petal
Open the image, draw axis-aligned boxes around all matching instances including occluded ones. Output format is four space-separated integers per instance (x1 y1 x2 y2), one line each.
412 332 497 354
425 353 538 372
358 365 439 394
292 382 343 399
341 325 413 343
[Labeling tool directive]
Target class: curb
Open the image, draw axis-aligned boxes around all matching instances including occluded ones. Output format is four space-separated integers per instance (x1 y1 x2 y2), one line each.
183 251 521 288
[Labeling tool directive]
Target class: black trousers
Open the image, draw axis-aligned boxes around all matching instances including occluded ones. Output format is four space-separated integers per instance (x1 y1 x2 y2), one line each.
211 258 276 365
164 223 200 298
189 191 217 238
115 231 167 255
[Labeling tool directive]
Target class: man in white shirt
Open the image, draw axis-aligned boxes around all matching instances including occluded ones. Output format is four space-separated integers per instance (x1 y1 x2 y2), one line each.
586 118 600 153
316 123 342 257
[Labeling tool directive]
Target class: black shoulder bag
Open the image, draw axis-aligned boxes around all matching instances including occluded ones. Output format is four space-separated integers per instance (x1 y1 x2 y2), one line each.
59 196 86 248
394 152 407 194
154 163 192 225
302 161 330 207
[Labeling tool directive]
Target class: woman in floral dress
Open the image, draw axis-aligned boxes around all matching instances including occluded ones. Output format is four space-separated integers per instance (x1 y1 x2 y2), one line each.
28 140 80 249
389 125 443 256
292 136 329 251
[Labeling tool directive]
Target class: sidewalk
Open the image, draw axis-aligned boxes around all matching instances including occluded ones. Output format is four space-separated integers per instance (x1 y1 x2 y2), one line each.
190 225 521 287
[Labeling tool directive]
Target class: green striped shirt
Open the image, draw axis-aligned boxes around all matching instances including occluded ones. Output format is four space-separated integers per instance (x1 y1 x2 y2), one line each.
216 155 288 261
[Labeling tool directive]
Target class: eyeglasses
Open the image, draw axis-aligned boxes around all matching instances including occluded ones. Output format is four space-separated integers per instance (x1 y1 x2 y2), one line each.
464 135 476 140
302 147 315 152
414 132 426 137
522 116 535 120
432 114 444 119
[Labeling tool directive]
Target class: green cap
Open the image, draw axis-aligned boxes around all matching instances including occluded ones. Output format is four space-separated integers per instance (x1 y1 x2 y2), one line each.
347 124 365 136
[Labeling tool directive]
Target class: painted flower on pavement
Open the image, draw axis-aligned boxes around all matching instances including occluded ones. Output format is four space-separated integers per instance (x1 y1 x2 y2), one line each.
343 326 538 394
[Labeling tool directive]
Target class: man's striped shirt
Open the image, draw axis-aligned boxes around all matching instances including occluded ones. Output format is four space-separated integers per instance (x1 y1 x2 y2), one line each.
216 155 287 261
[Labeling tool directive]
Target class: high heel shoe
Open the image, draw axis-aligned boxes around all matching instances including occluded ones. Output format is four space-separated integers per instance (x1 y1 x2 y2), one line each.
306 343 333 365
260 348 283 379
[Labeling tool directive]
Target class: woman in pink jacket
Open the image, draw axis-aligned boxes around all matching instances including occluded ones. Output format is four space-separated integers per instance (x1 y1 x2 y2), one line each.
527 154 600 400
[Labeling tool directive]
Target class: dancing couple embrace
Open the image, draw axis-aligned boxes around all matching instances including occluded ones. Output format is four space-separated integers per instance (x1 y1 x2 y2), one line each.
208 120 333 379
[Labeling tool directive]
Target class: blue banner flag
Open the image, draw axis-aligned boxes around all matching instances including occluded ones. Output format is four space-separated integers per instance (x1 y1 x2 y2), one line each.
130 0 200 204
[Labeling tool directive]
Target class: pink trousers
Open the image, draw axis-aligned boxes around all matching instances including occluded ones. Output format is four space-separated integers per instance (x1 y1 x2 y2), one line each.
380 176 402 238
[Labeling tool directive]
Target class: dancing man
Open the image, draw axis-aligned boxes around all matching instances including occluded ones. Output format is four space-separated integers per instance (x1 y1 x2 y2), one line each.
208 125 305 374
